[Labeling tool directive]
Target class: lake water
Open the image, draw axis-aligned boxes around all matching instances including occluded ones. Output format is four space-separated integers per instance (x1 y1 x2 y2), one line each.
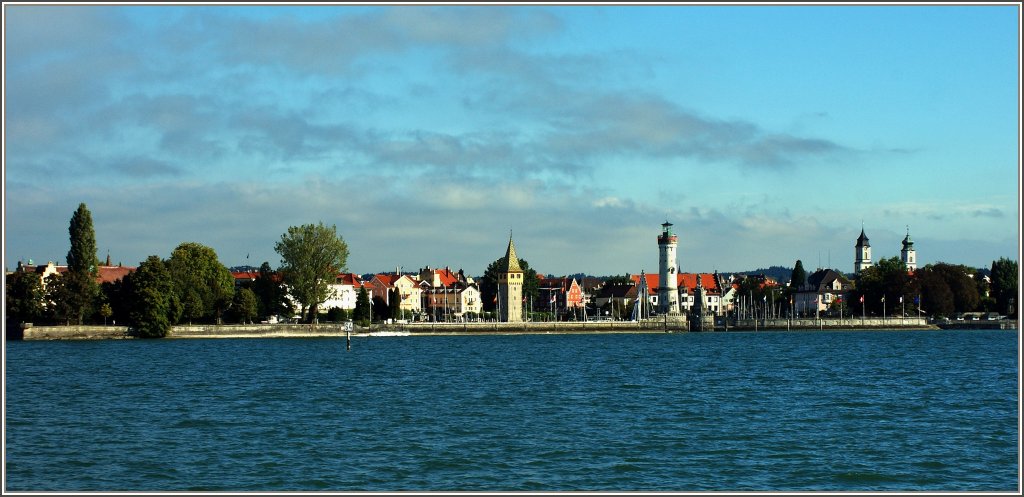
4 330 1019 491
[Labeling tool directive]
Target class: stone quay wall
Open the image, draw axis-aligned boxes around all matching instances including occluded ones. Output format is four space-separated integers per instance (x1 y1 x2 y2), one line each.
730 317 934 330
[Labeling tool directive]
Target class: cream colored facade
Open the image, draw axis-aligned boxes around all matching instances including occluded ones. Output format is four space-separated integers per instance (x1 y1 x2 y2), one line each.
392 275 423 315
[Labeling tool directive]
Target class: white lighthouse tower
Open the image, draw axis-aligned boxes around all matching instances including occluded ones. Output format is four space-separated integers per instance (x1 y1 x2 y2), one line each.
657 221 681 315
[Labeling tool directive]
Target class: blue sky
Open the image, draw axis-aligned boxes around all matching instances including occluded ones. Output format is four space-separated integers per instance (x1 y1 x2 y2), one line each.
3 3 1020 277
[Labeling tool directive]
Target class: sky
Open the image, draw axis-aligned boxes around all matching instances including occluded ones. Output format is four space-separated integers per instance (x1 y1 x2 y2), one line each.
3 3 1021 278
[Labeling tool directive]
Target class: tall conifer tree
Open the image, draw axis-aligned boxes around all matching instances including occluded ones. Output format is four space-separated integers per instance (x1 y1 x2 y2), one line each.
64 203 100 324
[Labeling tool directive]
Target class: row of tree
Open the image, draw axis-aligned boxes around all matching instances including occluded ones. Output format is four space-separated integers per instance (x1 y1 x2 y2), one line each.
769 257 1018 319
5 204 354 337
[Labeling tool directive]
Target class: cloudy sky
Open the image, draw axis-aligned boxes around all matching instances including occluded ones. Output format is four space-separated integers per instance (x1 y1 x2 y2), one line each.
3 3 1020 277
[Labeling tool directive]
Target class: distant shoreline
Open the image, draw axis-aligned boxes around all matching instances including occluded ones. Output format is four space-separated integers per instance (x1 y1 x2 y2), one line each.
13 320 1017 341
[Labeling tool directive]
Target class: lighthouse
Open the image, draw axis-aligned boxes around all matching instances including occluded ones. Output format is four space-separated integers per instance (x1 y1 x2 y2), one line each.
658 221 681 315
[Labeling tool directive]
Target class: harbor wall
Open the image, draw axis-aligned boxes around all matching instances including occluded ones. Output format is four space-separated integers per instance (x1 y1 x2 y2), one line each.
18 317 1018 340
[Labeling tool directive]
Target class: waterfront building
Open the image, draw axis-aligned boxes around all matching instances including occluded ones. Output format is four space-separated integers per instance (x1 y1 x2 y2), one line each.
322 273 365 311
678 273 723 315
498 236 524 323
630 272 725 316
854 227 872 274
657 222 682 315
901 227 917 272
536 277 584 318
14 260 135 288
368 273 422 318
794 269 852 316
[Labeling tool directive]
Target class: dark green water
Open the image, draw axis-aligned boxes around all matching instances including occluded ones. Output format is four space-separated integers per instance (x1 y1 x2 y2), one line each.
3 330 1019 491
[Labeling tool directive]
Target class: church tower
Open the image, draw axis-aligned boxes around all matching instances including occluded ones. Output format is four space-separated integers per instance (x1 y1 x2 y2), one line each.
657 222 681 315
854 226 872 274
498 235 524 323
901 227 917 272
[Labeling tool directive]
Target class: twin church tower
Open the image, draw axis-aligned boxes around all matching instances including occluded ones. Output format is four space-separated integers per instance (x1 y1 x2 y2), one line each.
854 226 917 274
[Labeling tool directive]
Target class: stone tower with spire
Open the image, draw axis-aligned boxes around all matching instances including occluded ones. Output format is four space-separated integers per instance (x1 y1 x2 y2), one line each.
498 235 524 323
900 227 917 272
657 221 681 315
854 226 872 274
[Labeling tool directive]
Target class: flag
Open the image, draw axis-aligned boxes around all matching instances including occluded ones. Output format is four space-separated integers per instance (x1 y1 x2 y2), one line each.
899 296 904 303
860 295 865 303
914 296 920 305
550 294 557 303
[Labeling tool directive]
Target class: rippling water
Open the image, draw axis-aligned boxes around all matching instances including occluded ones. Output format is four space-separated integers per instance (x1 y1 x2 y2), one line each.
4 330 1018 491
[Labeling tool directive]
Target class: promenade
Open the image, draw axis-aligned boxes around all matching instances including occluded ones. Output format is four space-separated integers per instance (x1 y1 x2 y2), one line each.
15 317 999 340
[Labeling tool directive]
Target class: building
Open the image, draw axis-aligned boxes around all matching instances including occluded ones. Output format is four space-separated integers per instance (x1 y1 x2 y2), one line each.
901 227 917 272
14 260 135 287
678 273 724 315
854 227 872 274
418 266 474 321
498 235 524 322
535 276 584 317
794 268 852 316
630 272 726 316
321 273 367 312
368 273 422 318
657 222 682 315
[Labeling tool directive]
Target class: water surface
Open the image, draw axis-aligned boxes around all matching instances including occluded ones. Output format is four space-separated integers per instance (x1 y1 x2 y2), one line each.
4 330 1018 491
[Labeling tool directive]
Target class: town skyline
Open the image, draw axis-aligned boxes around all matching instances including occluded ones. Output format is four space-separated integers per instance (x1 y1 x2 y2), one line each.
3 3 1020 276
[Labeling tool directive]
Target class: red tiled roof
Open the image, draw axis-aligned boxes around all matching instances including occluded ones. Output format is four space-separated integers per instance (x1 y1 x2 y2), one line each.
336 273 362 286
432 268 459 286
98 266 135 284
373 274 401 286
629 274 660 295
629 273 720 294
677 273 719 292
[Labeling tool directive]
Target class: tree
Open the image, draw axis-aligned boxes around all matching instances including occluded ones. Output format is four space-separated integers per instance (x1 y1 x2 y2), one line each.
5 271 45 329
990 258 1018 318
910 263 980 318
126 256 175 338
790 260 807 289
233 287 259 324
852 257 911 316
913 267 955 318
371 296 389 322
388 288 401 320
931 263 980 313
44 273 74 325
63 203 101 324
326 307 348 323
253 261 290 319
99 303 113 325
167 242 235 324
275 223 349 323
181 288 204 324
354 286 371 326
